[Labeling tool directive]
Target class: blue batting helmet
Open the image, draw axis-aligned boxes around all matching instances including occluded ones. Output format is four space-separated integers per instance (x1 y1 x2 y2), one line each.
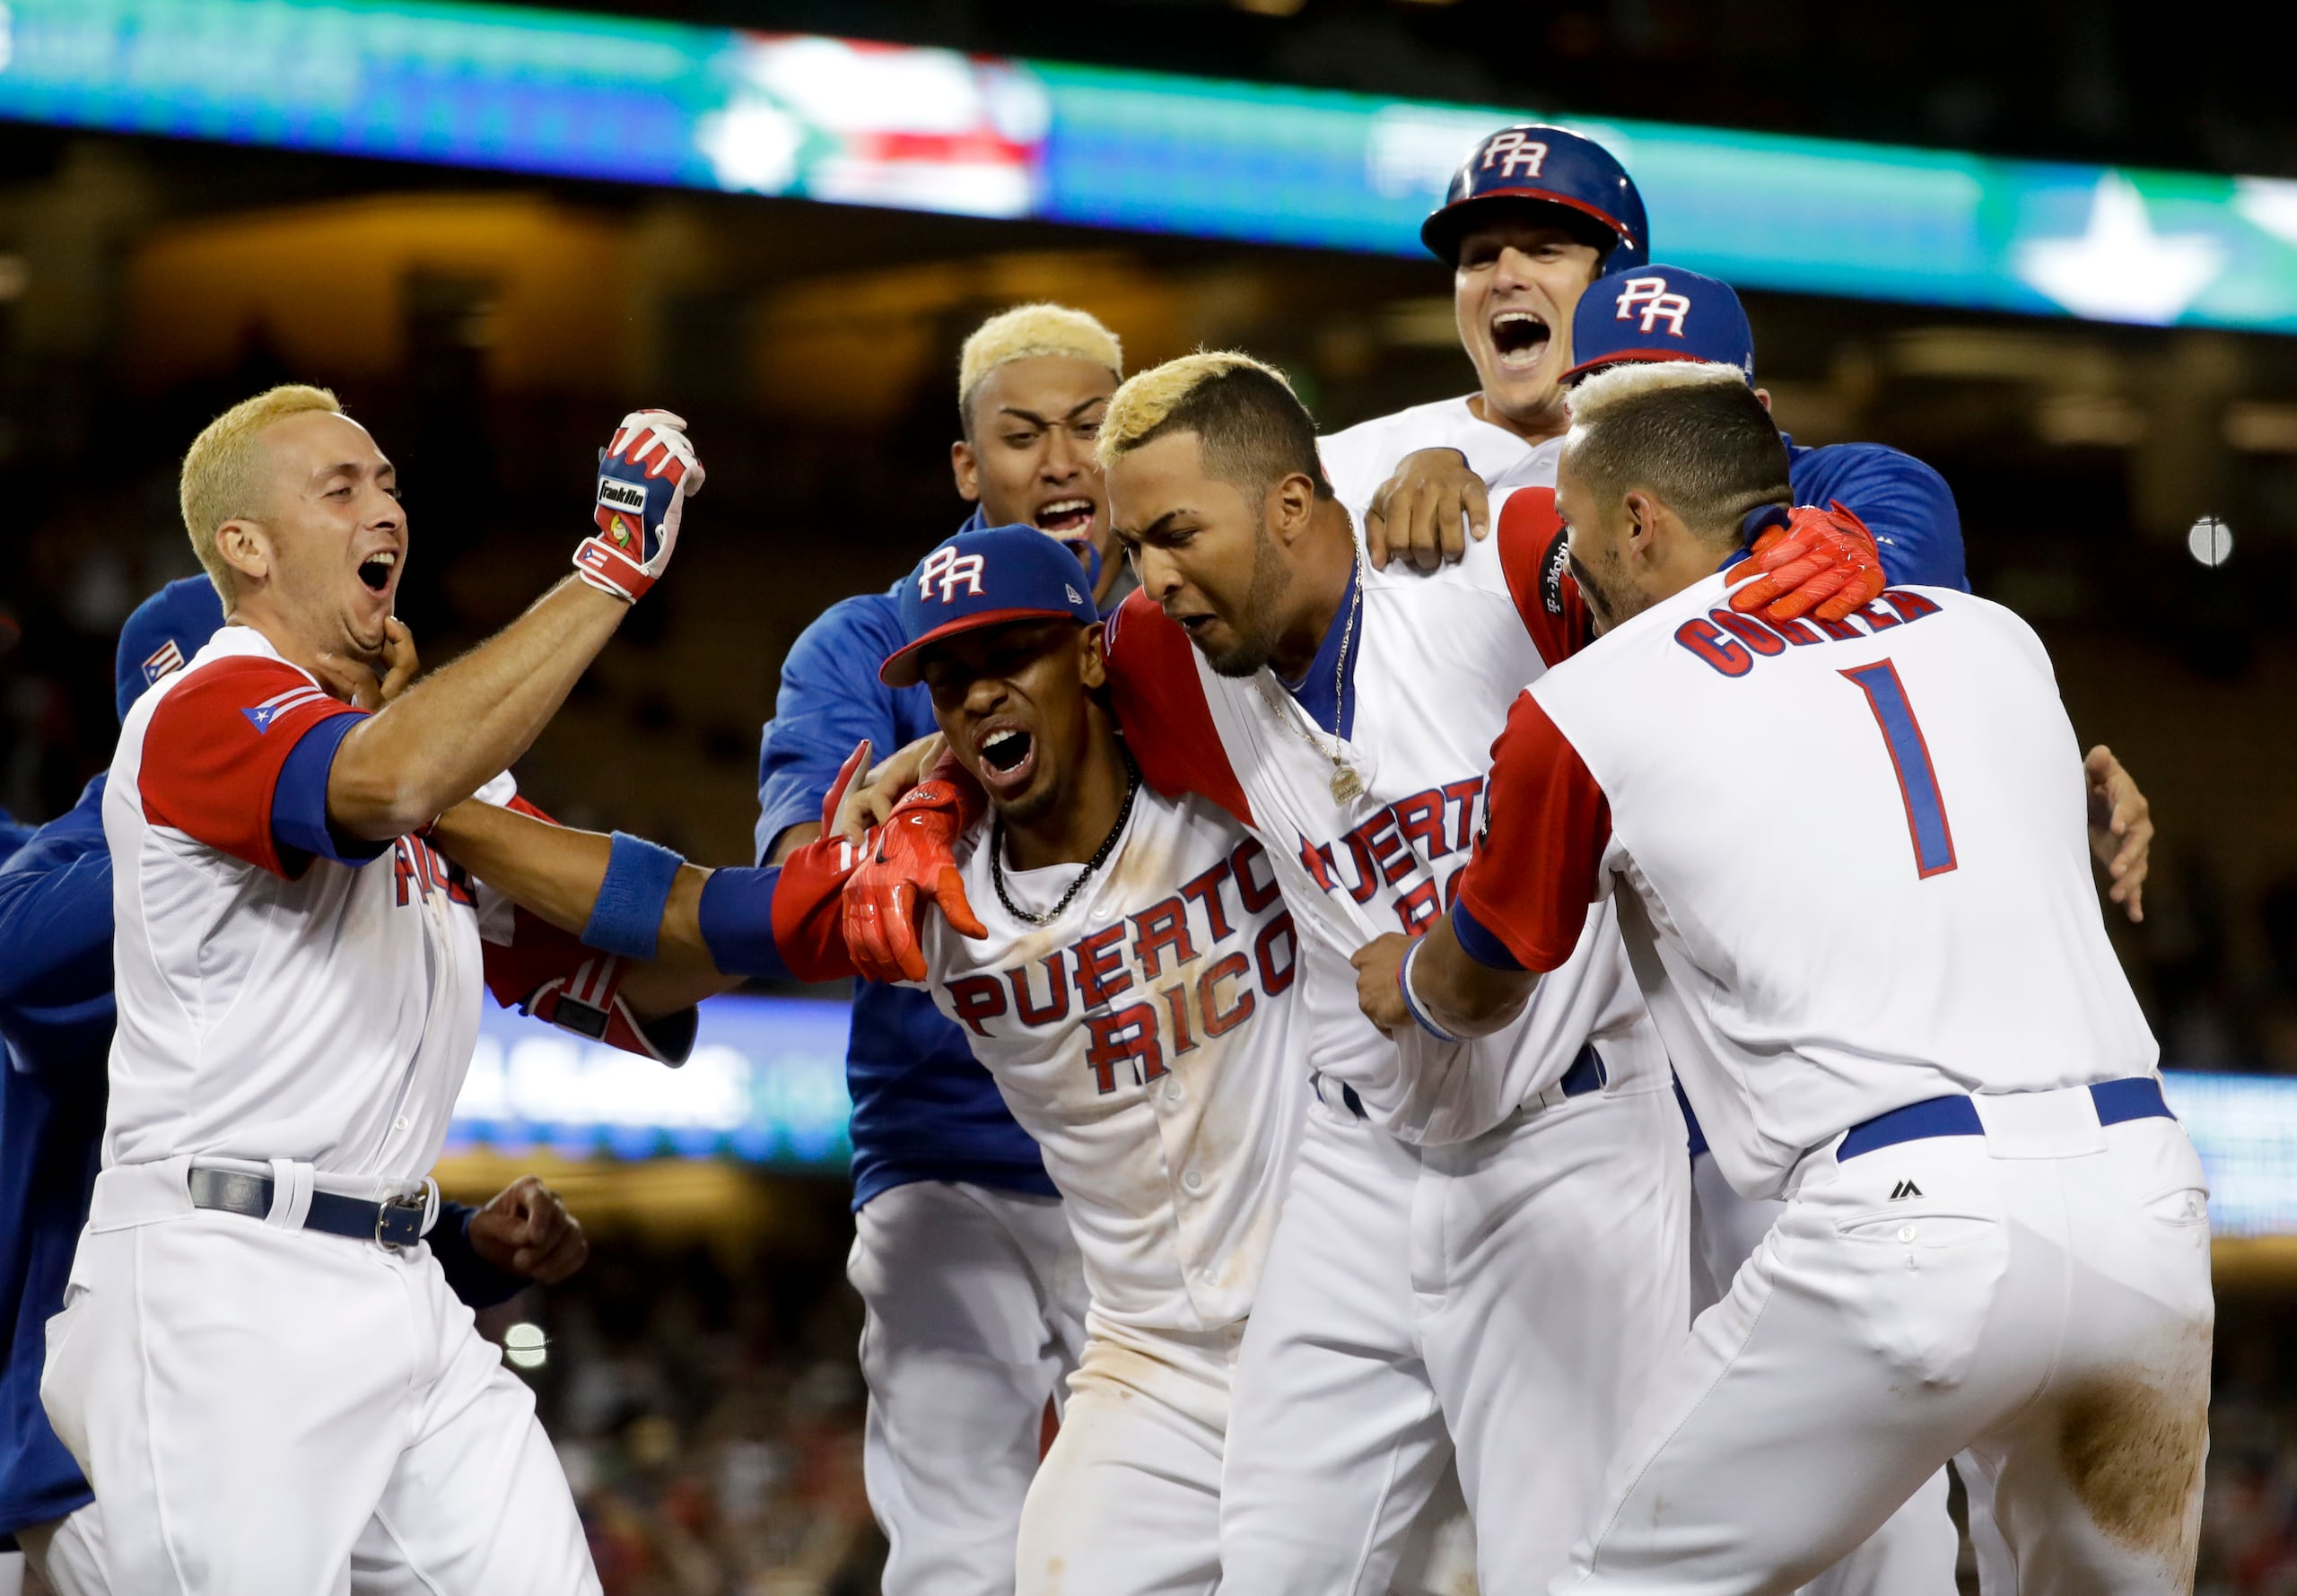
115 574 225 722
1565 264 1755 385
1421 125 1647 271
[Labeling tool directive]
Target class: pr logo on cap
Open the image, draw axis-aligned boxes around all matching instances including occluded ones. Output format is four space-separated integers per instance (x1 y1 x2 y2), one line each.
919 545 988 604
1615 276 1693 336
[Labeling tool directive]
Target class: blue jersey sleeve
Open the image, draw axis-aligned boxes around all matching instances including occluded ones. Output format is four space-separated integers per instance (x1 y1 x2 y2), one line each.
1787 441 1969 593
0 778 118 1083
754 593 913 865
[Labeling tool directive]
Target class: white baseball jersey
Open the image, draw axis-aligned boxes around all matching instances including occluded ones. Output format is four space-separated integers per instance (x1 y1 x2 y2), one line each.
103 626 639 1189
891 789 1309 1335
1317 395 1553 523
1454 572 2159 1199
1105 487 1663 1146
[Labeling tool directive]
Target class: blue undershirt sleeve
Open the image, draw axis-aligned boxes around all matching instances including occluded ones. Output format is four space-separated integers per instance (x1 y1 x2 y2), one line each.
273 713 396 866
696 866 792 981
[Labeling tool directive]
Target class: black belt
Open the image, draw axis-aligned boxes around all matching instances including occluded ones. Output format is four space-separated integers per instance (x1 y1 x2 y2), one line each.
1322 1044 1606 1124
187 1167 428 1249
1559 1043 1607 1098
1836 1077 2173 1163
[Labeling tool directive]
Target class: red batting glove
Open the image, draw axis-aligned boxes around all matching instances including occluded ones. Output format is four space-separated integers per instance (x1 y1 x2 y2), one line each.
843 754 989 985
1727 502 1886 624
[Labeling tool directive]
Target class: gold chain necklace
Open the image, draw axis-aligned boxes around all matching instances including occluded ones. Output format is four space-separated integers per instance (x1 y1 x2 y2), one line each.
1257 554 1366 805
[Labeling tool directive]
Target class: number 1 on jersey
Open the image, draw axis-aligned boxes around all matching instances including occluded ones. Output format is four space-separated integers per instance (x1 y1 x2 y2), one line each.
1840 659 1958 879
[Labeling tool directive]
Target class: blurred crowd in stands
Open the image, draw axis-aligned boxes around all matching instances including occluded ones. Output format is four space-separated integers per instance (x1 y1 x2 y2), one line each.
491 1237 886 1596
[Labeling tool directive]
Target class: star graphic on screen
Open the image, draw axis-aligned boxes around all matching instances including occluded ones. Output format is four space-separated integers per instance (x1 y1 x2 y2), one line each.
2016 172 2225 326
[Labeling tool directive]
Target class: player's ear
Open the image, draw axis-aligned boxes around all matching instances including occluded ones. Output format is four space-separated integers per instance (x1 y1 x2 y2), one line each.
1753 387 1774 413
1621 490 1658 554
951 439 981 504
214 519 272 589
1268 470 1317 546
1078 622 1108 691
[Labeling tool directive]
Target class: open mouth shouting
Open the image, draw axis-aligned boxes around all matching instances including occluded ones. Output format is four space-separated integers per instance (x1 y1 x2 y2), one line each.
1034 496 1096 537
974 718 1038 798
356 548 399 595
1489 309 1551 372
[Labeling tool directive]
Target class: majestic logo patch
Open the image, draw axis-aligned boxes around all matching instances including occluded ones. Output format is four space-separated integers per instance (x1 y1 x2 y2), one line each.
1614 275 1693 336
1480 132 1550 179
1890 1179 1924 1200
141 639 188 687
918 545 987 603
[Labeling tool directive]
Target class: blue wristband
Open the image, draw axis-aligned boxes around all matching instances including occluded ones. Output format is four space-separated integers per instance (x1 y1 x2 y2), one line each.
1399 938 1466 1044
581 832 685 960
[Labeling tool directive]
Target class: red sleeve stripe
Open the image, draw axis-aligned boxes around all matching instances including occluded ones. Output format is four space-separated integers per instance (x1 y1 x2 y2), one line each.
1105 591 1254 827
1494 487 1589 667
1452 689 1611 974
137 657 362 878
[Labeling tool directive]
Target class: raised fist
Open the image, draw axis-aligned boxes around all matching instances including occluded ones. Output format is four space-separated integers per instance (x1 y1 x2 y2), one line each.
574 409 705 603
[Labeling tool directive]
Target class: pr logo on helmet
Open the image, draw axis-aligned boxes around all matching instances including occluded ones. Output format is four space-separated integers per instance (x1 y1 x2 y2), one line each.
1614 276 1693 336
1480 131 1550 179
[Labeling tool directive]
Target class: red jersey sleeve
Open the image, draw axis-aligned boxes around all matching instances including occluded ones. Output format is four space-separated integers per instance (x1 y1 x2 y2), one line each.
137 657 367 878
1494 487 1594 667
1451 689 1611 973
1103 590 1254 826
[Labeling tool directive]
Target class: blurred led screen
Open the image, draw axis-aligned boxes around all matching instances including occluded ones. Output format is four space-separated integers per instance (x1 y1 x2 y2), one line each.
2160 1073 2297 1240
2 1 2295 332
450 991 854 1168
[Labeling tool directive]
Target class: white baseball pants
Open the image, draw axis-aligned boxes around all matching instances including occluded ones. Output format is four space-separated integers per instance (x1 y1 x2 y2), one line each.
1014 1311 1245 1596
848 1179 1088 1596
22 1493 486 1596
39 1162 594 1596
1219 1081 1689 1596
1689 1154 1960 1596
1559 1087 2214 1596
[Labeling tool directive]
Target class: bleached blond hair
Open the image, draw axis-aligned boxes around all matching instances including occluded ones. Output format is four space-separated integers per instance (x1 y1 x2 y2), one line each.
956 303 1122 433
1096 351 1331 501
1563 360 1786 544
179 384 346 608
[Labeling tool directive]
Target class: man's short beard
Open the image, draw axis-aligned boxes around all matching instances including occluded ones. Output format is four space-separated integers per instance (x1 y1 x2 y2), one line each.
1567 545 1631 636
1201 527 1293 678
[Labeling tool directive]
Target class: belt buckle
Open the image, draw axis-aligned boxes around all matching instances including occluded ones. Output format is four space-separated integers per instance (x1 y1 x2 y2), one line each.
374 1195 426 1251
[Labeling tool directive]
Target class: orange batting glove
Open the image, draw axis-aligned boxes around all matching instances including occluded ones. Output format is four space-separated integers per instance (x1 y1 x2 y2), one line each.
1727 501 1886 624
842 750 989 985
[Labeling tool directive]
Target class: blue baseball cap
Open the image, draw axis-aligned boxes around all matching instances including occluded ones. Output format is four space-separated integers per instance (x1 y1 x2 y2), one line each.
115 575 225 722
1565 264 1755 386
1422 125 1648 271
880 526 1100 688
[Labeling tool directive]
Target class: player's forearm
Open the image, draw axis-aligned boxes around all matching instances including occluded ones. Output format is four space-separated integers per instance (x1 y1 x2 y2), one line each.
429 798 710 964
327 580 628 840
1414 919 1537 1037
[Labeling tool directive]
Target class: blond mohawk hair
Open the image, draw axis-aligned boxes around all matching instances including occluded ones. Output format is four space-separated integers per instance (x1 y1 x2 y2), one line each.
179 384 346 608
1093 350 1331 509
1096 351 1295 470
957 303 1122 431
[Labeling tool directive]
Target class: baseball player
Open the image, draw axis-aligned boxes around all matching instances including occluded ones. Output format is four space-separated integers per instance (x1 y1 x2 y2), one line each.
751 304 1120 1596
0 577 596 1596
424 525 1313 1596
1559 262 2161 1596
953 303 1137 609
39 385 702 1593
1363 360 2210 1595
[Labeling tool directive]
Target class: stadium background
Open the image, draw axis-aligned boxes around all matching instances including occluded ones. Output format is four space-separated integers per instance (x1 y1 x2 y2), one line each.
2 1 2296 1590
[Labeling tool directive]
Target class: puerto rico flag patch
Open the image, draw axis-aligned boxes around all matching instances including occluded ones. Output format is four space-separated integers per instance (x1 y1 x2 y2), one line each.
141 638 188 688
